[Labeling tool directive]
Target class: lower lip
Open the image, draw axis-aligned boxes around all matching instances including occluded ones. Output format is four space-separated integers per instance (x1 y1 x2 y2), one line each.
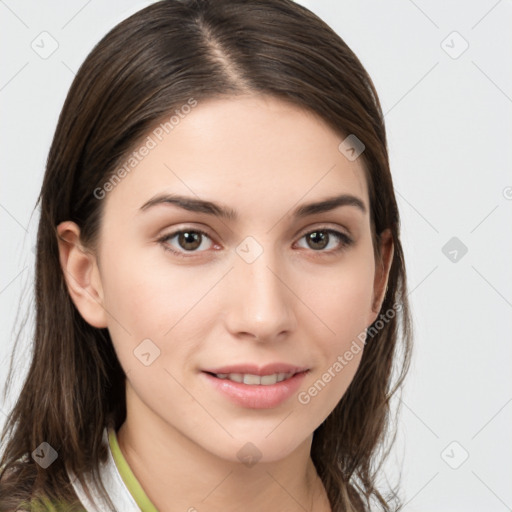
201 371 308 409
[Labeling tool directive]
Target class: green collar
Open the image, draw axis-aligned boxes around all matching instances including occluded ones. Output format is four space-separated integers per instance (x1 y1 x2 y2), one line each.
107 427 159 512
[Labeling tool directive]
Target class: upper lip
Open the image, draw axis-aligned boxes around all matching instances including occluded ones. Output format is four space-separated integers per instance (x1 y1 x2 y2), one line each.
202 363 309 376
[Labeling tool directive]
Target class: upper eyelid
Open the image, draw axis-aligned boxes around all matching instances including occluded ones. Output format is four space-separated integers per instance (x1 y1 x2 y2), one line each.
159 223 351 239
296 224 352 240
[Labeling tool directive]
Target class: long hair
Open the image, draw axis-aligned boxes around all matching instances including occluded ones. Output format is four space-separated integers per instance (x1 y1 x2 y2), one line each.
0 1 412 510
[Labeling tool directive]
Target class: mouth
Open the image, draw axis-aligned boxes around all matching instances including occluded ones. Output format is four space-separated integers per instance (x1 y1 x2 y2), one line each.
200 364 310 409
204 370 299 385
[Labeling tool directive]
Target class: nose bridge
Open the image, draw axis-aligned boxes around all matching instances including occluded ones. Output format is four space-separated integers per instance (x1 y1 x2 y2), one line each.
226 236 295 338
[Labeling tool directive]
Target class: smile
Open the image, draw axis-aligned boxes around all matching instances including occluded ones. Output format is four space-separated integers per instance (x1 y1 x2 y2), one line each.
201 367 309 409
211 372 296 385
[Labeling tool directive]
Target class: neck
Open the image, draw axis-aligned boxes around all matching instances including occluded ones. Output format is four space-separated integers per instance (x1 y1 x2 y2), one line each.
117 387 331 512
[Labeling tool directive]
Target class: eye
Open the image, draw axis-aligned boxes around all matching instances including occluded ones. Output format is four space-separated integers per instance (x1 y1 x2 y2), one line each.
158 228 215 256
296 228 353 252
157 226 353 258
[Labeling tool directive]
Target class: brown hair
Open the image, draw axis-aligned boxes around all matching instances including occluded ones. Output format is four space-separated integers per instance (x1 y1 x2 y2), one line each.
0 0 412 510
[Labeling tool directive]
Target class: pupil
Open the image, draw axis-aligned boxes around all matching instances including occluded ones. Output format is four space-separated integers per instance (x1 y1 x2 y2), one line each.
179 231 201 250
309 231 328 250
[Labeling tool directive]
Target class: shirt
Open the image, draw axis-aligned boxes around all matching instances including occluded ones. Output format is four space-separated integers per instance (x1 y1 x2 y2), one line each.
66 426 159 512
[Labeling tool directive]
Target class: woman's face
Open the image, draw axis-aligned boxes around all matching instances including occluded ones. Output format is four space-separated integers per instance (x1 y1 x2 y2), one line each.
82 95 391 462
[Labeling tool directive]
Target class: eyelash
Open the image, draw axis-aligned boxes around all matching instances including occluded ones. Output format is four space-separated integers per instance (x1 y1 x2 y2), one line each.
157 226 353 259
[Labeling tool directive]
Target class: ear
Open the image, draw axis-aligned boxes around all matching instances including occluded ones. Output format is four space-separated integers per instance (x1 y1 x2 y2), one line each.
56 221 108 328
368 228 394 324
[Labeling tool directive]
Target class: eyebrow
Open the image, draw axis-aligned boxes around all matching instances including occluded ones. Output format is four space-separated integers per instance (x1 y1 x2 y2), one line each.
139 192 366 220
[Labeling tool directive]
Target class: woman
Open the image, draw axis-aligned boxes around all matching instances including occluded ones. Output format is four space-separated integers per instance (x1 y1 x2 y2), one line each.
0 0 412 510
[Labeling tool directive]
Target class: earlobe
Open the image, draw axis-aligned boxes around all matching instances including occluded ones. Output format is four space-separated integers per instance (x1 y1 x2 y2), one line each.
370 229 394 318
56 221 108 328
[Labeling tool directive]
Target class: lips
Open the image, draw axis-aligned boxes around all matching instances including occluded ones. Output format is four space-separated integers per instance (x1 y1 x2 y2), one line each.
201 363 310 409
202 363 309 376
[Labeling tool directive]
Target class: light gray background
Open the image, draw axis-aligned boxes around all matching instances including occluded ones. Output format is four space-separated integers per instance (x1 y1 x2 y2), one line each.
1 1 511 510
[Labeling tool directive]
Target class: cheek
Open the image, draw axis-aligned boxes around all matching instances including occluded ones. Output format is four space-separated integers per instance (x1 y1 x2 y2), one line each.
305 252 376 339
297 251 375 404
98 242 222 373
100 242 198 332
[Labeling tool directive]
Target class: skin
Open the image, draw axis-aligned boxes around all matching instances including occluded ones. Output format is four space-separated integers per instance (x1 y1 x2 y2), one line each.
57 95 393 512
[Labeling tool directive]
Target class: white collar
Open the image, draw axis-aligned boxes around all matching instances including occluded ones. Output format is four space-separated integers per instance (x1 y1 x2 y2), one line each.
67 427 141 511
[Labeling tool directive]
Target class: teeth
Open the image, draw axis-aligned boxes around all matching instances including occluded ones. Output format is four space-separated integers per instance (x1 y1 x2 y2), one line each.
243 374 261 385
260 374 278 385
214 372 295 385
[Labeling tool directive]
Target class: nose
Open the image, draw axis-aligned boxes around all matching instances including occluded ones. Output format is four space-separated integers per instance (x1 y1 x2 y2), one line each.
224 244 297 342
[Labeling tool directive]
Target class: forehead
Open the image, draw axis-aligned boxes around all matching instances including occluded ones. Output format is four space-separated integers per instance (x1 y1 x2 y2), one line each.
103 95 369 220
